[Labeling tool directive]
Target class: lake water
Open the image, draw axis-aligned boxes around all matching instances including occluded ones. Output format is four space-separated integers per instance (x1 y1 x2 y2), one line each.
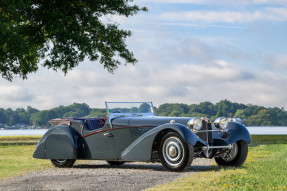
247 126 287 135
0 129 48 136
1 127 287 136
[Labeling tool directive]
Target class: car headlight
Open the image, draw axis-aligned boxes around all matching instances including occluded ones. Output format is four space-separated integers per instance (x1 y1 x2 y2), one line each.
214 117 228 129
187 117 202 131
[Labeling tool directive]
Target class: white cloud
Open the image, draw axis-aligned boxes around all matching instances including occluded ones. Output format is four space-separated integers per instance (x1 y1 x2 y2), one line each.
141 0 287 6
263 53 287 69
160 8 287 23
0 85 34 103
0 31 285 110
0 4 286 112
273 54 287 69
1 55 287 110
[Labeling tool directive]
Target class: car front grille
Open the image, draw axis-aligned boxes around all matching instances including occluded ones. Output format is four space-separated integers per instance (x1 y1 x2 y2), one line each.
196 120 212 144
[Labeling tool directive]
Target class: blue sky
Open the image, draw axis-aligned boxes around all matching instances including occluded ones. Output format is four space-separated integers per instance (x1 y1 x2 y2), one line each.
0 0 287 110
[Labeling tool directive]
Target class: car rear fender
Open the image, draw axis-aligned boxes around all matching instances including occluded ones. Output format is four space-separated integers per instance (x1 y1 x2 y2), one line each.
33 125 79 159
120 123 206 161
226 122 251 144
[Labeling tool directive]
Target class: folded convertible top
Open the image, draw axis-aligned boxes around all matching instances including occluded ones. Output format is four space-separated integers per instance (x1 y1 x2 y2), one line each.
49 118 71 127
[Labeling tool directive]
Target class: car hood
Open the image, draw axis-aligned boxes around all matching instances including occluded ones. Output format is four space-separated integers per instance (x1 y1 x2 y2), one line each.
112 116 192 127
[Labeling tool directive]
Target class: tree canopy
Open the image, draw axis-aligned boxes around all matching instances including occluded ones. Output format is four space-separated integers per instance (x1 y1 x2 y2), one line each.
0 0 147 81
1 100 287 128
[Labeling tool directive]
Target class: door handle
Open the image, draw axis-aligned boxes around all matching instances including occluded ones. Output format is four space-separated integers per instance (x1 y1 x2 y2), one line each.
104 132 113 137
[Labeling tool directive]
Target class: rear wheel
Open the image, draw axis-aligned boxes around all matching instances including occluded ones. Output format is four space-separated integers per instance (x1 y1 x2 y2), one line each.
51 159 76 168
215 140 248 167
159 132 194 172
107 161 125 165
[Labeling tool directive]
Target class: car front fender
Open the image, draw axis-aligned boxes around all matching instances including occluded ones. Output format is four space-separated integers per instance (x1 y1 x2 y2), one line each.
121 123 206 161
226 122 251 144
33 125 79 159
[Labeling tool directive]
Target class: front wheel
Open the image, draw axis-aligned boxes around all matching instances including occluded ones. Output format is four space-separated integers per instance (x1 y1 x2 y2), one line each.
51 159 76 168
215 140 248 167
159 132 194 172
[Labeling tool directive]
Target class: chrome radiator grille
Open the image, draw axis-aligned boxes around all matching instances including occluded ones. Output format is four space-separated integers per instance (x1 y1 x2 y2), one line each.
196 120 212 144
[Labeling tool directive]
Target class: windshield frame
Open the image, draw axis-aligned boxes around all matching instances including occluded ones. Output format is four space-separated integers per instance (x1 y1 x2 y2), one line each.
105 101 155 119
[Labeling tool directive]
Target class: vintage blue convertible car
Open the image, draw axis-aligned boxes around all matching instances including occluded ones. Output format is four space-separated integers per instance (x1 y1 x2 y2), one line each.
33 102 250 172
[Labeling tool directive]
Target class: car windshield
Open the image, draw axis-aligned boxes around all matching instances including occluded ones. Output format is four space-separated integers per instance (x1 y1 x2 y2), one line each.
105 102 155 118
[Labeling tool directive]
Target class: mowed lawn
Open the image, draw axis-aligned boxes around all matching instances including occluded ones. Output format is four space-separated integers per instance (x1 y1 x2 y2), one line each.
0 136 52 180
0 135 42 145
1 135 287 191
147 144 287 191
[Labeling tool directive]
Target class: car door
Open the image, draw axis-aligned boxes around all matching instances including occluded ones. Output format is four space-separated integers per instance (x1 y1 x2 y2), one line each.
82 123 116 160
109 118 134 158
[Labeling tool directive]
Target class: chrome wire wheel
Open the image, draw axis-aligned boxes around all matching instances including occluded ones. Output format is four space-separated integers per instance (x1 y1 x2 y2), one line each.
162 137 185 168
159 132 194 172
220 143 238 162
215 140 248 167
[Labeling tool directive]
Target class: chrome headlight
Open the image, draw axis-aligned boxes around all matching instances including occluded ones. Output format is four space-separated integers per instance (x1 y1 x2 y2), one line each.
214 117 228 129
187 117 202 131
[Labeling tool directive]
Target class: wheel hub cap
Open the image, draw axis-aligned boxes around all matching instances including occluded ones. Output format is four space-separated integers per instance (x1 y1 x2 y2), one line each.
162 136 185 167
168 146 177 157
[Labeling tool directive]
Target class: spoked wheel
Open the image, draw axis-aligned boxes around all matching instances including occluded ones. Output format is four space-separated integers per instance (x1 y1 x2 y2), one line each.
215 140 248 167
51 159 76 168
159 132 194 172
107 161 125 165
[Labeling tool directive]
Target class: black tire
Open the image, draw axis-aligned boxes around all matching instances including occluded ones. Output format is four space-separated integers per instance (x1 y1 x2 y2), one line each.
215 140 248 167
51 159 76 168
159 132 194 172
107 161 125 165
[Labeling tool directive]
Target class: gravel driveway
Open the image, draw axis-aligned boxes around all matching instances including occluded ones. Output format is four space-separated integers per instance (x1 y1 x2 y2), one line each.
0 158 214 191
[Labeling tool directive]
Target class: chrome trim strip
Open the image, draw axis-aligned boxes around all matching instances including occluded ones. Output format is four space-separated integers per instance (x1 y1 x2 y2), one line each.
195 129 227 133
202 144 233 150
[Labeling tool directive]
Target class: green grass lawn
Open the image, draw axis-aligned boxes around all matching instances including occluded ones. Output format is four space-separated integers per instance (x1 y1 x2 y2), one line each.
250 135 287 145
147 144 287 191
0 136 93 180
0 144 52 180
0 135 42 145
1 135 287 190
0 136 51 179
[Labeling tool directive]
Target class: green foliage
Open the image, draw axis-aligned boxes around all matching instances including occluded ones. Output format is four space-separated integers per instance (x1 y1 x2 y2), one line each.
30 110 58 126
0 108 7 123
139 103 151 113
55 103 90 118
1 100 287 127
3 108 20 126
157 103 189 117
0 1 147 81
155 100 287 126
86 108 107 118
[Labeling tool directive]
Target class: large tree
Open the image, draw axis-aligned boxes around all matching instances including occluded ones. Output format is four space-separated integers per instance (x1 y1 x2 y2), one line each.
0 0 147 81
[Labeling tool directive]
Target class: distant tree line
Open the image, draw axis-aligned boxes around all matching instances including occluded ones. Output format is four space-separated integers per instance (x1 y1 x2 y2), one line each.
156 100 287 126
1 100 287 128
